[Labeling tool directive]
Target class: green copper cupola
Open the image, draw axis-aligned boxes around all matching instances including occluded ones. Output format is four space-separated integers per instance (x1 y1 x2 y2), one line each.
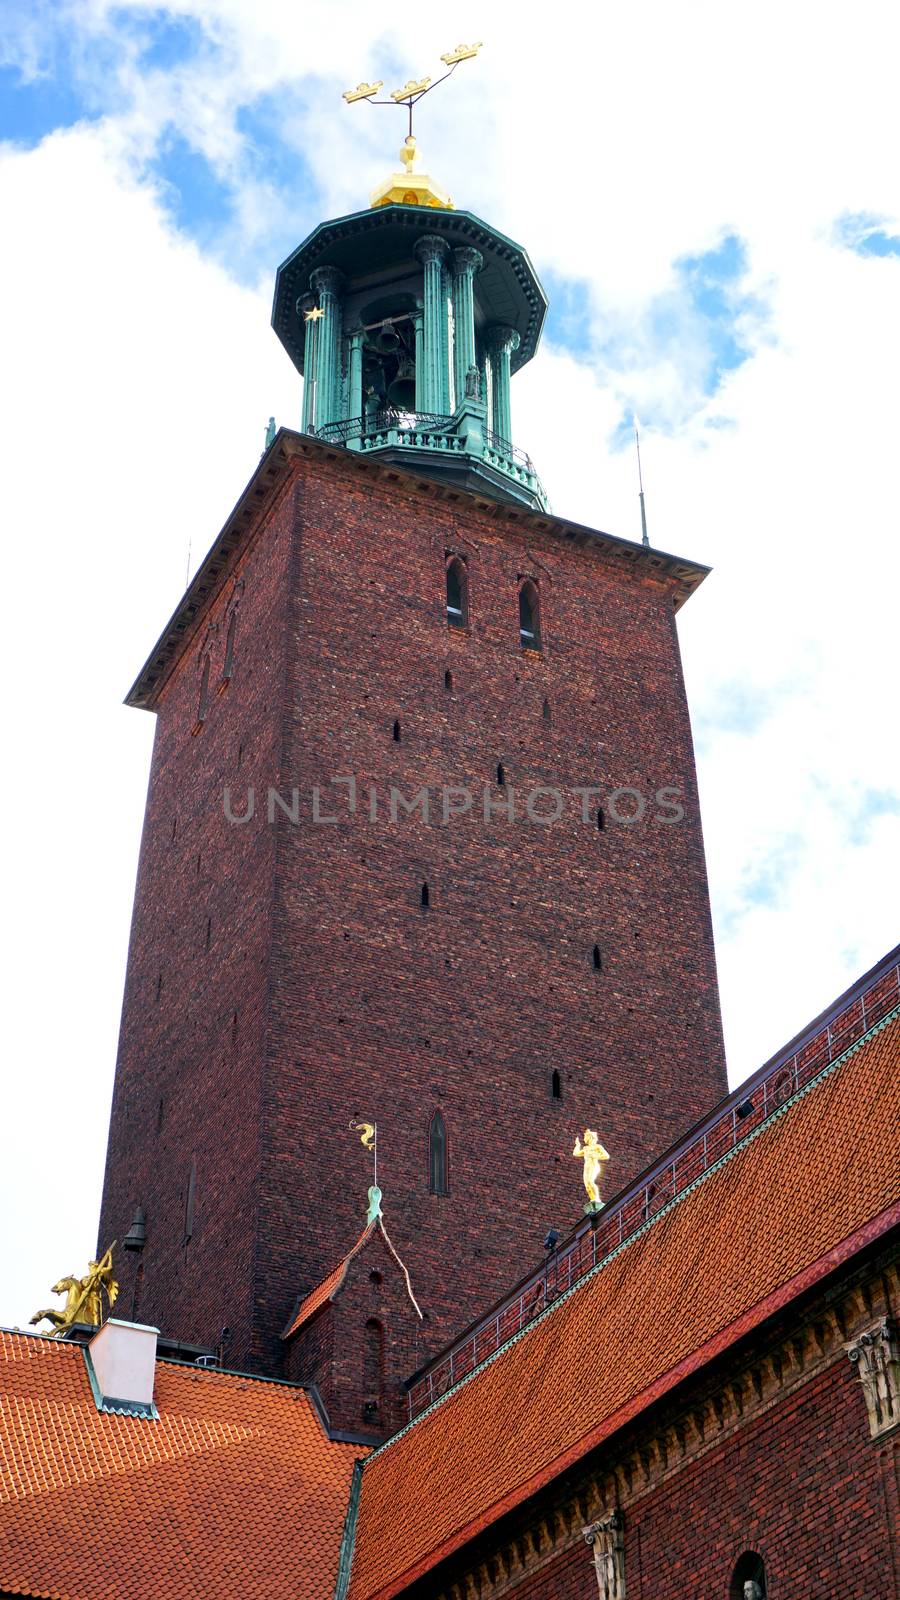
270 142 549 512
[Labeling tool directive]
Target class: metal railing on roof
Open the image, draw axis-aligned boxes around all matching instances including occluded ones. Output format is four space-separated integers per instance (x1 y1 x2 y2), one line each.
405 949 900 1422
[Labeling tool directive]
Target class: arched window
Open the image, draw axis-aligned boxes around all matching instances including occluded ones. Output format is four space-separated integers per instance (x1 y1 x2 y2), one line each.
730 1552 767 1600
420 881 430 908
196 653 211 726
362 1317 384 1423
429 1110 448 1195
222 608 237 685
446 557 468 628
519 580 541 650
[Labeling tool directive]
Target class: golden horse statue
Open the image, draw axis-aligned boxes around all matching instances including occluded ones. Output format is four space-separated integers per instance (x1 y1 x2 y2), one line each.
573 1130 610 1209
30 1245 118 1335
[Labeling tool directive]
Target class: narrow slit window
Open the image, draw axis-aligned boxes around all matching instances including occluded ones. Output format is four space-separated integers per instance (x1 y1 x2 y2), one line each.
196 653 211 726
593 944 602 971
205 916 212 950
597 807 605 832
420 881 430 908
222 609 237 685
497 762 505 786
542 698 551 723
362 1318 385 1421
429 1110 449 1194
551 1069 562 1100
446 557 468 628
519 581 541 650
444 669 453 691
393 719 401 742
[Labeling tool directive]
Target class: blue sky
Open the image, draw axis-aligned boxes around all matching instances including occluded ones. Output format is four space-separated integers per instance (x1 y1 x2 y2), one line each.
1 0 899 1331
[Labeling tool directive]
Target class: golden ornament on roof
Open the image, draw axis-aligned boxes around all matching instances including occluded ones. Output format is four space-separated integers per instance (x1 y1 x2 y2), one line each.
440 43 483 65
30 1244 119 1336
390 77 432 103
343 80 384 104
573 1131 610 1210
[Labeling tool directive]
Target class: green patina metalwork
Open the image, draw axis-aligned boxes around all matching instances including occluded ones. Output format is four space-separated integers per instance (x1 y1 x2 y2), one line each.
271 202 549 514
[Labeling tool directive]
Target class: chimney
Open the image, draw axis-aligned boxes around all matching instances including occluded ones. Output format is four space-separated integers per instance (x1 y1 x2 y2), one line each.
85 1319 159 1417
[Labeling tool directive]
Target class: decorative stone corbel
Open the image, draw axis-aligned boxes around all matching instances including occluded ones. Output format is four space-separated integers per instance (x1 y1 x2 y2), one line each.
583 1508 625 1599
846 1316 900 1437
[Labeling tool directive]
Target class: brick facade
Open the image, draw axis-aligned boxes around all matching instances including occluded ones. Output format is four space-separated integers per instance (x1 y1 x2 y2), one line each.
98 438 726 1382
414 1246 900 1600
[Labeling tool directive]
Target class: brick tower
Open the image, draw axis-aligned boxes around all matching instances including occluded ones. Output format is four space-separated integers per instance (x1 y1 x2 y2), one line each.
98 129 727 1406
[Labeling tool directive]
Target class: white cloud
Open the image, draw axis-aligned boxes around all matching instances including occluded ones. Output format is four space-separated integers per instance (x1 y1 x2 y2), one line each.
1 0 898 1327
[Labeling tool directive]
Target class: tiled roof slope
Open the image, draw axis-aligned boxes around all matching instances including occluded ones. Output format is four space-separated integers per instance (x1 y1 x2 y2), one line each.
346 1004 900 1600
284 1222 376 1338
0 1338 358 1600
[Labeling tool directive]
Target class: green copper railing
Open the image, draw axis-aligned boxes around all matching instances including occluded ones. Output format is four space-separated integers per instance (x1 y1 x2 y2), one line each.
314 407 547 509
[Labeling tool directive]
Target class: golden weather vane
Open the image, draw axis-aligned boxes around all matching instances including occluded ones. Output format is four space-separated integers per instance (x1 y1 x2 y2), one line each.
342 43 482 140
349 1120 383 1223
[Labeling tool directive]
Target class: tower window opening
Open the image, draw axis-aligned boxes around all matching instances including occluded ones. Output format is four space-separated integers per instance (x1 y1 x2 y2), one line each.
444 669 453 691
155 970 163 1002
196 852 202 876
156 1097 164 1135
497 762 506 786
222 608 237 686
171 816 178 842
730 1552 767 1599
420 881 430 908
593 944 602 971
519 581 541 650
393 719 401 742
597 807 605 831
205 916 212 951
237 742 243 770
446 557 468 628
196 653 211 728
551 1069 562 1100
542 698 551 723
429 1110 449 1195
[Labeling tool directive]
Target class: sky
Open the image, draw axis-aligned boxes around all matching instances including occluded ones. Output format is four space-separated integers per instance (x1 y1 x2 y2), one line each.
1 0 899 1330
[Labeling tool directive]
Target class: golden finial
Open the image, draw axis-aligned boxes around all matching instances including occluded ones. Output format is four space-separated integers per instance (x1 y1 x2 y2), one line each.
30 1244 119 1336
343 44 482 210
440 43 483 65
350 1120 382 1221
343 80 384 104
573 1131 610 1213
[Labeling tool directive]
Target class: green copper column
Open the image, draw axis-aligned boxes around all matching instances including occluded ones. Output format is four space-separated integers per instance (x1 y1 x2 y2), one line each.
309 265 344 430
348 328 364 439
297 295 317 434
415 236 449 415
412 307 425 410
451 247 483 414
486 325 520 445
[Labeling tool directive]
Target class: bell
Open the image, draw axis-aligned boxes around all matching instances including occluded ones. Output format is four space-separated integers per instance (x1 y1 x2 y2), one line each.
123 1205 147 1252
372 319 400 354
387 357 416 410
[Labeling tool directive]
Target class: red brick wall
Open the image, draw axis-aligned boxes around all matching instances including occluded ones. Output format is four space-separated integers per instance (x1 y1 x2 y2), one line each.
99 446 726 1377
490 1360 897 1600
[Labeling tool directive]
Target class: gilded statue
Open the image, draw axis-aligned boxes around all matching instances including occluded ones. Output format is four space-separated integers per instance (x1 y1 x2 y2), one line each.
573 1130 610 1211
30 1244 118 1335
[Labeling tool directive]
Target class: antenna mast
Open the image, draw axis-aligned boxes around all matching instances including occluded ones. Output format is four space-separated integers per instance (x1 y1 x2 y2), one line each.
634 416 650 548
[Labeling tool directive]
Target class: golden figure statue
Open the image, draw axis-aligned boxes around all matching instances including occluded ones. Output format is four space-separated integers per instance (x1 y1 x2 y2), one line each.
573 1131 610 1211
30 1244 118 1336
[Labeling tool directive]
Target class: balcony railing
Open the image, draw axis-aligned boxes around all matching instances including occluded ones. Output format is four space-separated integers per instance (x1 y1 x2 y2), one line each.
405 948 900 1423
312 409 546 507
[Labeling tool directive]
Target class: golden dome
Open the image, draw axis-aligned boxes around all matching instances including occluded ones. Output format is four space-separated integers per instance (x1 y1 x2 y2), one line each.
370 136 454 211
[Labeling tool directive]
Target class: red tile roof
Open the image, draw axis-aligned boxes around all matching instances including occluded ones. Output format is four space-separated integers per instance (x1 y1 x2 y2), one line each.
345 1003 900 1600
284 1222 376 1339
0 1339 359 1600
283 1218 423 1342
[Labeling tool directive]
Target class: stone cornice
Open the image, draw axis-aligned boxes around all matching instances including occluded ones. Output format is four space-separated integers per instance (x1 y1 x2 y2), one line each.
125 428 710 711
